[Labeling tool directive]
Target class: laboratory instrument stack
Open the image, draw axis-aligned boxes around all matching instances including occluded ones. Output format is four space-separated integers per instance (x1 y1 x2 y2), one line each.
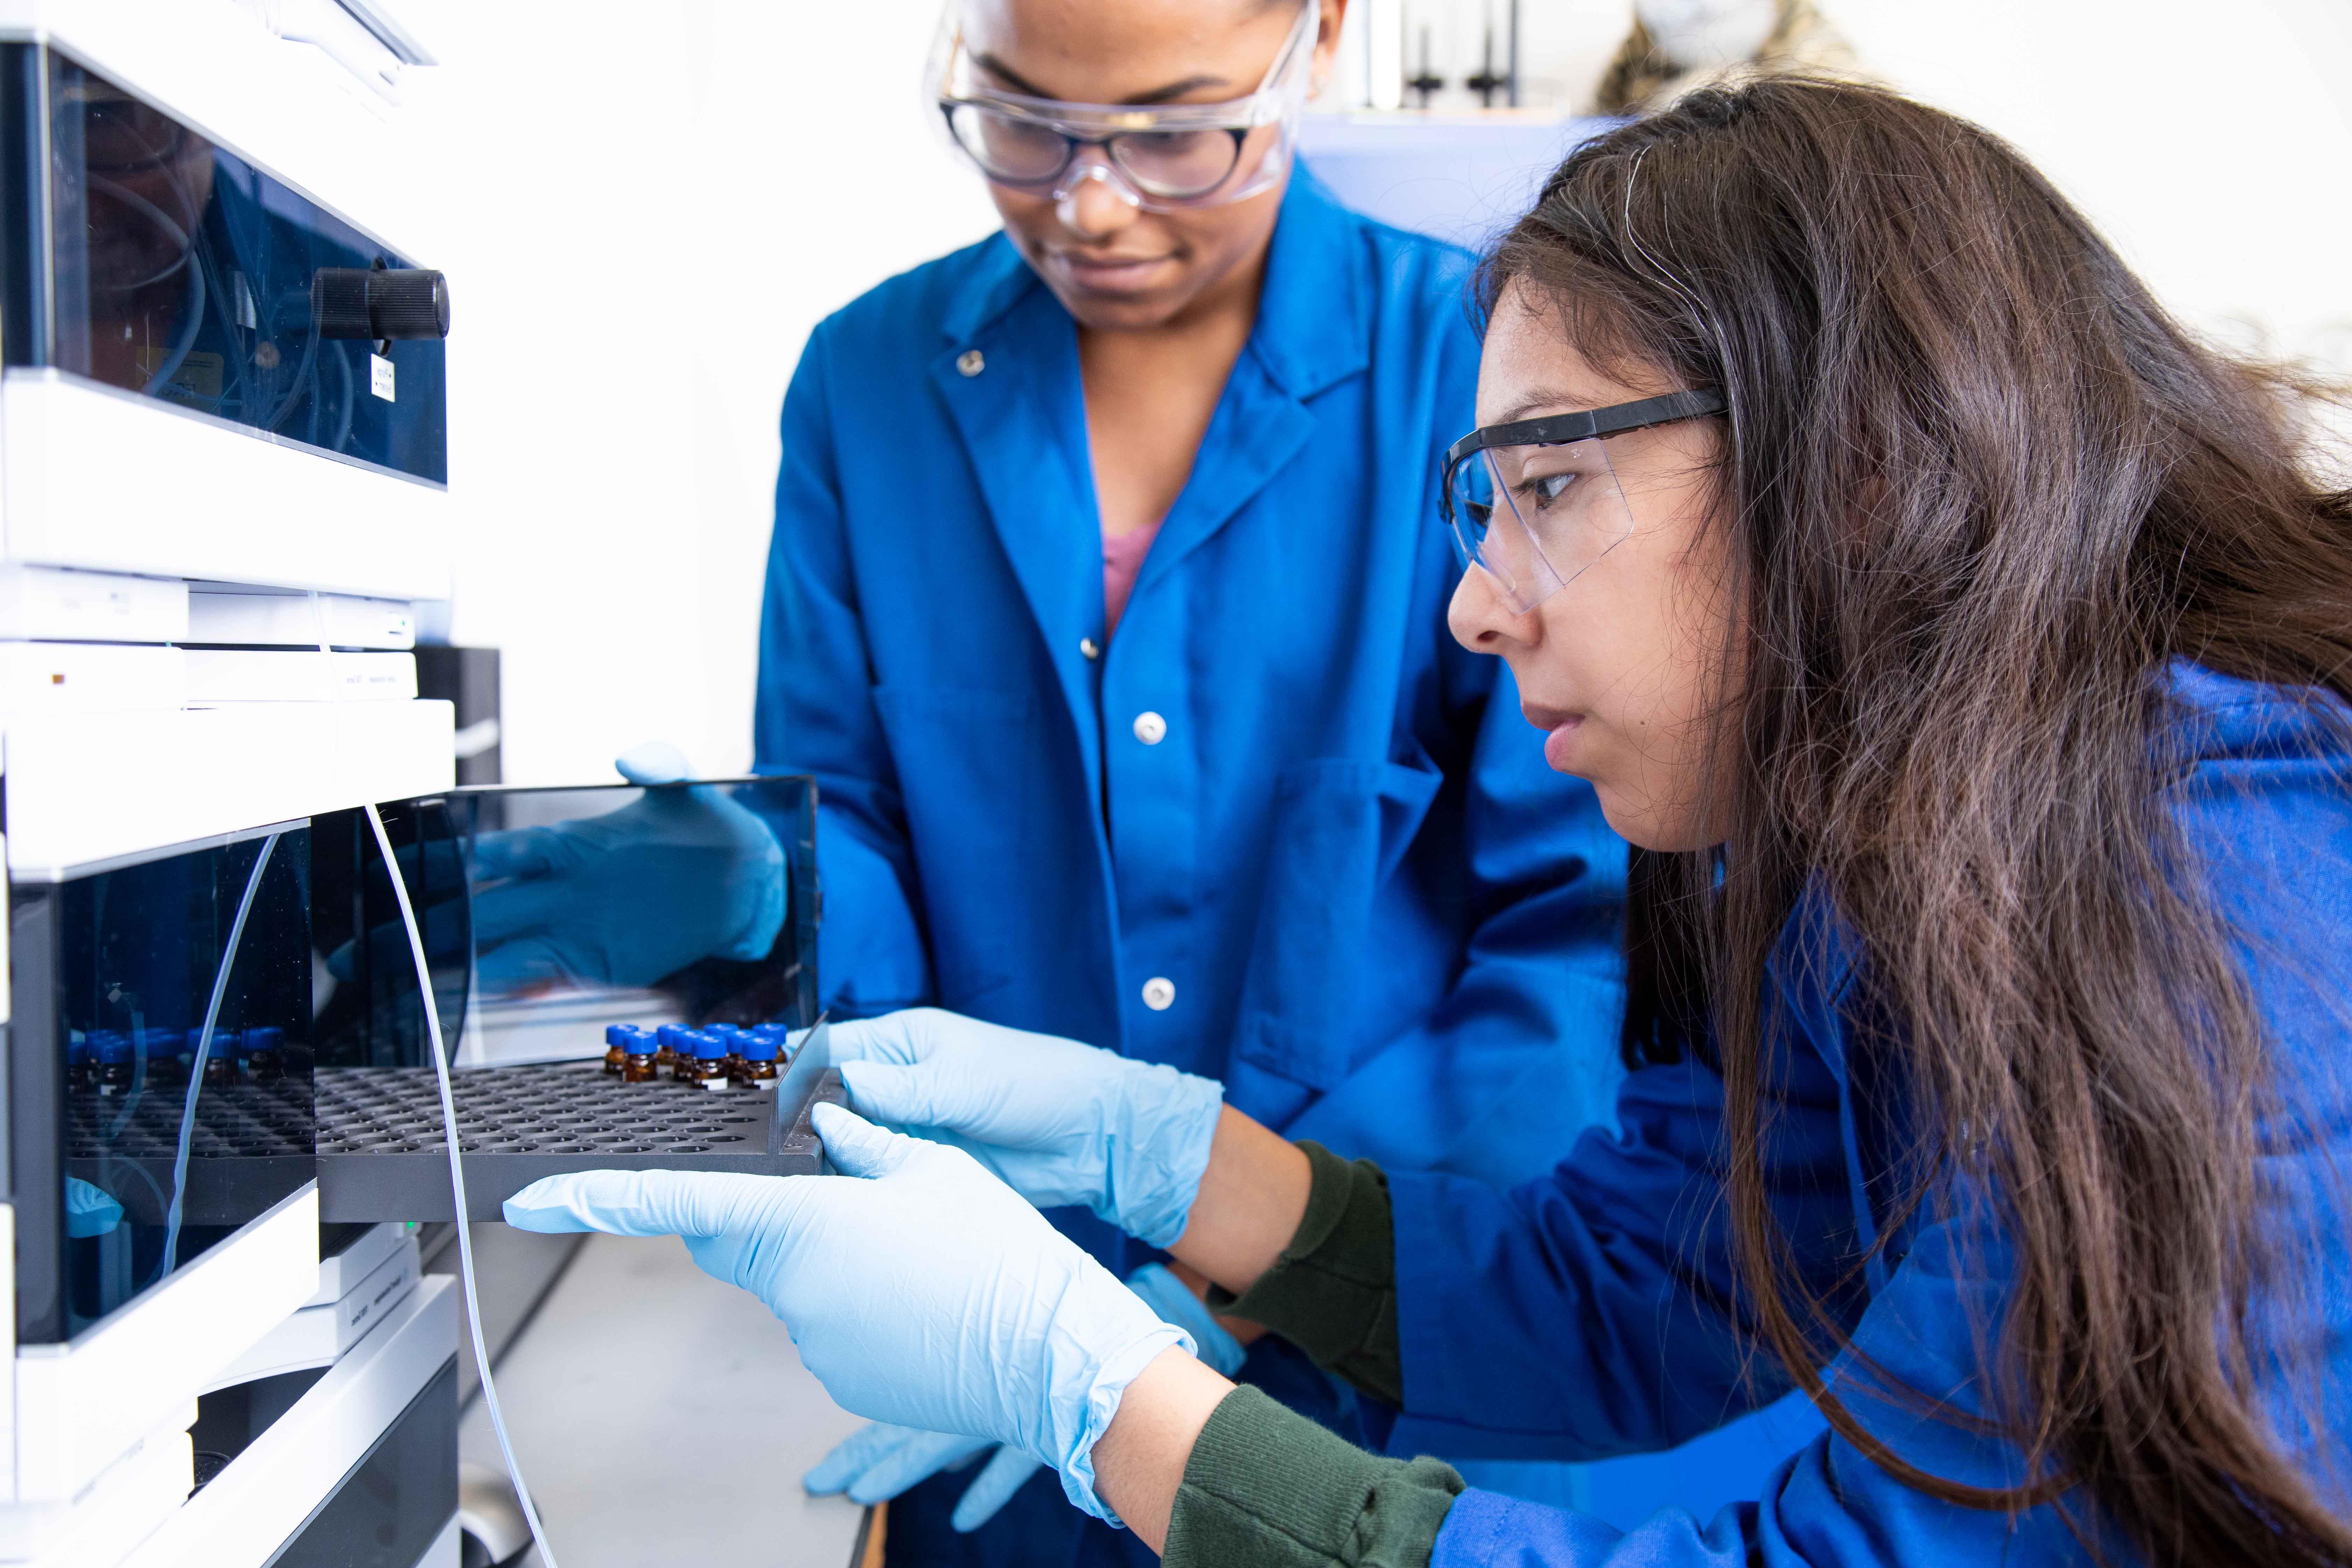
0 2 462 1564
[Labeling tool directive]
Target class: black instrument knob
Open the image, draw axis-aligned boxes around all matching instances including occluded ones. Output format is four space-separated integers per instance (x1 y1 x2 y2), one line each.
312 267 450 340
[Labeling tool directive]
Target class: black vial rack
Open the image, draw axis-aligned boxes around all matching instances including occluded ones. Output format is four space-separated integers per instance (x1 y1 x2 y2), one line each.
315 1063 845 1222
67 1080 316 1227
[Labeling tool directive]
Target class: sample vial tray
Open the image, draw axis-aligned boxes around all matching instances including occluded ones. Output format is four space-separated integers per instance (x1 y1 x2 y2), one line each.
68 1079 315 1226
315 1062 845 1222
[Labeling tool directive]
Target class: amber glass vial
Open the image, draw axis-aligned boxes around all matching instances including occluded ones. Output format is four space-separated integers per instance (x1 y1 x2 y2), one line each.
733 1035 780 1086
682 1032 731 1088
714 1025 750 1084
202 1032 239 1088
604 1024 648 1077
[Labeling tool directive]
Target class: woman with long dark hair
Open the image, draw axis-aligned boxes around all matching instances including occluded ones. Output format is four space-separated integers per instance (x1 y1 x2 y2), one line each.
507 78 2352 1565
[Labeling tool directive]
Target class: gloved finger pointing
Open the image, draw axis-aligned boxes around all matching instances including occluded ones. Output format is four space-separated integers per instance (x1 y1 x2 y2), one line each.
951 1446 1044 1532
812 1102 927 1180
502 1168 780 1238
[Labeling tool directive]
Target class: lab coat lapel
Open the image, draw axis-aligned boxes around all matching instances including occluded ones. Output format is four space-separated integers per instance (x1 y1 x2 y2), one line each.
929 244 1108 798
924 173 1375 781
1135 356 1313 595
1129 166 1371 597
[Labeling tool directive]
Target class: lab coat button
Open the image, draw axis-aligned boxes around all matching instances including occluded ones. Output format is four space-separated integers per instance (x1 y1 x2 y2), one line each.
1080 637 1100 660
1141 976 1176 1011
956 349 985 377
1133 710 1167 745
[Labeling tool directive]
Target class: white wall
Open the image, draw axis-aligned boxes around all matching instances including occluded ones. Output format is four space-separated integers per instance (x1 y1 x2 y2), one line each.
397 0 997 786
396 0 2352 786
1828 0 2352 366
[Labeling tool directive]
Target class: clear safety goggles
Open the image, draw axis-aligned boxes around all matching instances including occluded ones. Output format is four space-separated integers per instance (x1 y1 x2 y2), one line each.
1440 390 1726 614
926 0 1315 212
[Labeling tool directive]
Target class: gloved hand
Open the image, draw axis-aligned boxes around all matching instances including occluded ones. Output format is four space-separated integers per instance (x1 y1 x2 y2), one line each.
803 1262 1247 1531
66 1176 124 1239
467 742 787 993
830 1009 1224 1248
502 1105 1194 1524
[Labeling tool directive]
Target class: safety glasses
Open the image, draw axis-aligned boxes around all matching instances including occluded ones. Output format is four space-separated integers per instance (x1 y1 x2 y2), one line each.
927 0 1315 210
1440 390 1726 613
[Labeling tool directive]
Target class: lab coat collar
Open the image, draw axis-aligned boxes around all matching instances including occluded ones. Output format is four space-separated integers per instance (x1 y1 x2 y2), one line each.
938 231 1040 348
1102 167 1368 600
934 158 1373 401
1246 162 1373 402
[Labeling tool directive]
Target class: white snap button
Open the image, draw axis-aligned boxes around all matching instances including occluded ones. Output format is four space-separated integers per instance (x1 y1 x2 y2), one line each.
1079 637 1100 660
956 349 985 377
1141 976 1176 1011
1133 710 1167 745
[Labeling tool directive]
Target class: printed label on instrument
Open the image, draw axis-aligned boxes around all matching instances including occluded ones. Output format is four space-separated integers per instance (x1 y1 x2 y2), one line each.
371 353 396 401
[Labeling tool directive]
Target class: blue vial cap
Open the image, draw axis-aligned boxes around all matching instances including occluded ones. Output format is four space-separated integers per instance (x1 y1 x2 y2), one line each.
606 1024 644 1049
191 1029 234 1059
93 1033 135 1065
245 1026 285 1053
750 1023 793 1043
690 1031 730 1060
739 1036 779 1062
66 1037 92 1064
656 1025 689 1050
137 1027 186 1053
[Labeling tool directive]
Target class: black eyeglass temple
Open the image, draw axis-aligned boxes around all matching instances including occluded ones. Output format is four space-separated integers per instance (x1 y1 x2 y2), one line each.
1441 389 1727 471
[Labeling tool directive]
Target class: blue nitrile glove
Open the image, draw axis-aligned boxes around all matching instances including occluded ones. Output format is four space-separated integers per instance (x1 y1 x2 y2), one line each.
501 1104 1193 1524
466 742 787 992
66 1176 124 1239
830 1009 1224 1249
803 1262 1247 1531
1125 1264 1249 1376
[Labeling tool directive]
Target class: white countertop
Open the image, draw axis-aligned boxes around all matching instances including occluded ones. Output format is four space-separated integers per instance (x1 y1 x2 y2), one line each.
458 1232 869 1567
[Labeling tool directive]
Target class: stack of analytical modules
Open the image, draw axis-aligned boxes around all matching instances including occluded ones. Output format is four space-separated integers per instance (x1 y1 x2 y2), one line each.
0 10 833 1562
0 2 460 1564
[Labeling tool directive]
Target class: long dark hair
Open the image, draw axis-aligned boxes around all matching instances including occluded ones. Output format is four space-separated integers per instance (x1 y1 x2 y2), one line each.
1483 79 2352 1562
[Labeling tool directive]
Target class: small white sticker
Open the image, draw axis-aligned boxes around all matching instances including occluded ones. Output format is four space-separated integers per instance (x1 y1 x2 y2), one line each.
370 353 396 402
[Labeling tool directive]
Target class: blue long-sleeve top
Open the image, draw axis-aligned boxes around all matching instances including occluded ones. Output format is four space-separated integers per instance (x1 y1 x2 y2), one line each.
754 166 1628 1213
1180 663 2352 1564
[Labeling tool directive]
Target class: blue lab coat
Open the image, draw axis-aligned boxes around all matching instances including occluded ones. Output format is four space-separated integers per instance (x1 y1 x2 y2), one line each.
756 167 1707 1561
756 167 1627 1192
1379 663 2352 1563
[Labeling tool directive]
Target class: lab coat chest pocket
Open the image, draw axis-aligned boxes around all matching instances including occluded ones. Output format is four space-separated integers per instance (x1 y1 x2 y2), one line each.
870 685 1039 1008
1236 754 1445 1091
